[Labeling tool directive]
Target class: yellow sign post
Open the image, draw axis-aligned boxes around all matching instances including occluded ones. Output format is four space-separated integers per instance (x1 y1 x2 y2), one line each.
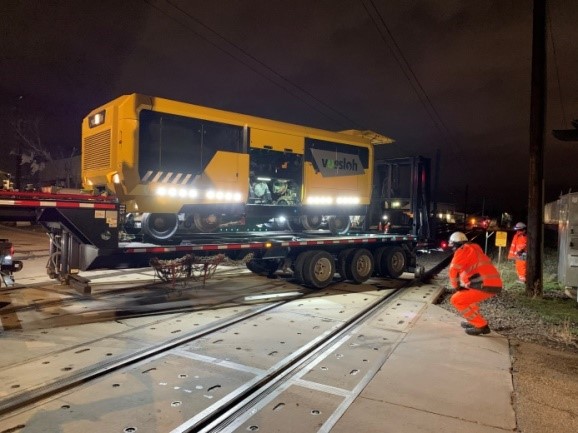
495 231 508 264
495 231 508 247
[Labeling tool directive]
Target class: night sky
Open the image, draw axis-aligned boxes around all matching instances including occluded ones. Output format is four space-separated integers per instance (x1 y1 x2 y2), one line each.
2 0 578 218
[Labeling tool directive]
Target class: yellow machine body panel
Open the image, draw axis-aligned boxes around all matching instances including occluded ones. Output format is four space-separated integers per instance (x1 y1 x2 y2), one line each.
81 93 391 217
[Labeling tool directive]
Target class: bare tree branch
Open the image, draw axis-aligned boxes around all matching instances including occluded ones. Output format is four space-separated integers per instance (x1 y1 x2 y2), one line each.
11 117 53 162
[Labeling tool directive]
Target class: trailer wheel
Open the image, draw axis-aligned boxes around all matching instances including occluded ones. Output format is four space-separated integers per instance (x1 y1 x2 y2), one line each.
300 215 323 230
193 213 221 232
293 250 315 283
328 216 351 235
246 259 280 277
337 248 355 280
376 246 406 278
345 248 374 283
302 250 335 289
141 213 179 242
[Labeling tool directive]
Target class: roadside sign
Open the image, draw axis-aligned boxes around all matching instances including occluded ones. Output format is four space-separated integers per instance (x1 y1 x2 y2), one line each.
495 231 508 247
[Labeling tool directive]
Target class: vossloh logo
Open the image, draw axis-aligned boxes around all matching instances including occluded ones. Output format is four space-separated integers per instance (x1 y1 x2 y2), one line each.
310 148 364 177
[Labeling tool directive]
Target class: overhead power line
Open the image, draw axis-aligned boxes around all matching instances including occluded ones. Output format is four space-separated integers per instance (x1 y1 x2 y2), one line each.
360 0 463 159
547 3 567 129
143 0 362 129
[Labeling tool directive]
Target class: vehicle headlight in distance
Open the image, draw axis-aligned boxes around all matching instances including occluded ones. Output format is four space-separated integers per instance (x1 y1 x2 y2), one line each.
88 110 106 128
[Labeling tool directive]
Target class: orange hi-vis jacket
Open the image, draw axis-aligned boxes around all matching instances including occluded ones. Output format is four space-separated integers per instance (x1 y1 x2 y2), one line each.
508 231 527 260
449 243 502 293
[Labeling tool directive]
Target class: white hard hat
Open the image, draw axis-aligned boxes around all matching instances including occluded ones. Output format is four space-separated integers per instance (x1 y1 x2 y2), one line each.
514 222 527 230
448 231 468 246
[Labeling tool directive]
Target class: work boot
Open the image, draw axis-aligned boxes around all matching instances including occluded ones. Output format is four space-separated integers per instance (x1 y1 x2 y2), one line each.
465 325 491 336
460 321 474 329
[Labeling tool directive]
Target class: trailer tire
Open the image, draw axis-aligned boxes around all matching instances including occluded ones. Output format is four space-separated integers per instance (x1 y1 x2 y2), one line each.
337 248 355 280
328 216 351 235
345 248 374 283
302 250 335 289
293 251 314 284
142 213 179 242
376 246 406 278
246 259 280 277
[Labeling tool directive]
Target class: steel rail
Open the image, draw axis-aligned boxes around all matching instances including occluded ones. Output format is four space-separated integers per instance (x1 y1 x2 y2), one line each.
0 283 303 417
177 287 406 433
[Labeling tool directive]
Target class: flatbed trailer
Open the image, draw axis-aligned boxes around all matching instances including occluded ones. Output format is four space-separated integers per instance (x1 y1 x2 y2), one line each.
0 190 422 292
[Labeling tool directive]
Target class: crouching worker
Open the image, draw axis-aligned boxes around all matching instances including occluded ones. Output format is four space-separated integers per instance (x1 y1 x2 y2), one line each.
447 231 502 336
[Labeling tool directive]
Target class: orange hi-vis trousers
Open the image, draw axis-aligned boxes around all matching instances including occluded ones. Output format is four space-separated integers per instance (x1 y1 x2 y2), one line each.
450 288 495 328
515 259 527 281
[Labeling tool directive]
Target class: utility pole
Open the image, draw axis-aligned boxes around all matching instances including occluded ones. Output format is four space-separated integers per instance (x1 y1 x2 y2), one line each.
527 0 546 297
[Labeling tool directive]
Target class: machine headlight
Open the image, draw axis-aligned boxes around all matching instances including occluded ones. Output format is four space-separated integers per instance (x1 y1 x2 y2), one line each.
88 110 106 128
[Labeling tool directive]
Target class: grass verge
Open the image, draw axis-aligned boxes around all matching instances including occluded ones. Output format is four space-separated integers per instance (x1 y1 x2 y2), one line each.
496 248 578 341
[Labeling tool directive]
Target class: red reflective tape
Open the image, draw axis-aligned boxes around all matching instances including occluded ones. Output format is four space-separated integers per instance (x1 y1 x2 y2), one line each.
197 243 267 251
145 247 173 253
2 199 116 210
124 242 268 254
199 244 230 251
281 238 376 247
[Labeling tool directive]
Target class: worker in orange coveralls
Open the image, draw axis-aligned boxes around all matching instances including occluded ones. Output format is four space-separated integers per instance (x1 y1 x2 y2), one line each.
508 222 528 283
447 232 503 336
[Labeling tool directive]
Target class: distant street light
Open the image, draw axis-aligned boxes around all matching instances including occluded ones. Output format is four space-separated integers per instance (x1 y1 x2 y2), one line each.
552 119 578 141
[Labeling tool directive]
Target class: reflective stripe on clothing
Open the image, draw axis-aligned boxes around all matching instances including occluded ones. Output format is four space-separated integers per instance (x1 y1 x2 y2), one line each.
449 243 502 293
451 289 495 328
508 231 527 260
515 259 527 281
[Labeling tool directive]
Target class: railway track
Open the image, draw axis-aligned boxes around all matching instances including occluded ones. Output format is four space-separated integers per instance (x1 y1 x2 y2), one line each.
0 248 452 432
0 262 263 324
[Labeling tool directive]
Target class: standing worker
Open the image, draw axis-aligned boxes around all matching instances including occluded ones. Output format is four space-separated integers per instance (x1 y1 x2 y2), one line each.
508 222 528 283
447 232 503 335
